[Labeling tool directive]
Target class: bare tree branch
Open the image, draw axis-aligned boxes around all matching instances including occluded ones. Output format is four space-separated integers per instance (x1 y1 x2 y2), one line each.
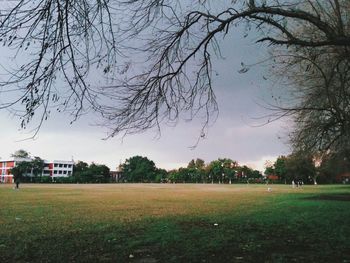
0 0 349 145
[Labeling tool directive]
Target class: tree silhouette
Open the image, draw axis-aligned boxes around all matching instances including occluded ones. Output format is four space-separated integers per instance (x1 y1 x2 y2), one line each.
0 0 349 145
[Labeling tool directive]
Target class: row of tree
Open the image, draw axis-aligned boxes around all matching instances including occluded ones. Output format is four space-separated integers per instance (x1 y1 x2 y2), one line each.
264 150 350 184
9 152 263 184
120 156 262 184
10 150 349 184
72 161 110 183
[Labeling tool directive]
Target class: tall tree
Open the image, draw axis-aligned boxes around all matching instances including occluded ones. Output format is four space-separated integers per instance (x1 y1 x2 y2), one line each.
207 158 237 183
195 159 206 170
264 165 275 177
121 156 158 183
274 156 287 183
89 163 111 183
238 165 254 180
31 157 45 177
285 152 317 184
73 161 111 183
187 158 207 182
187 160 196 169
319 149 350 183
74 161 89 174
10 161 32 181
155 168 168 183
207 160 223 183
270 4 350 155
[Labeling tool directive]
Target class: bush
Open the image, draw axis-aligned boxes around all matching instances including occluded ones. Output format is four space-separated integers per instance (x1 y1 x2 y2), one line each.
39 176 53 183
53 177 76 184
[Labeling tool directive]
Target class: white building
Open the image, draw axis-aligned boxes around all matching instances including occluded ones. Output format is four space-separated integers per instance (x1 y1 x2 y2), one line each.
0 158 74 183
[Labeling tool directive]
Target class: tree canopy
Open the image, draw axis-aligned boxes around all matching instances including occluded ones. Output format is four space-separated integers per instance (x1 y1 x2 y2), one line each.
10 161 32 181
11 149 30 159
121 156 159 183
264 154 318 183
31 157 45 177
73 161 111 183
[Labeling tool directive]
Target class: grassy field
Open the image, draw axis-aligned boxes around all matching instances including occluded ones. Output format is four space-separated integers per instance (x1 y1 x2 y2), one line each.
0 184 349 262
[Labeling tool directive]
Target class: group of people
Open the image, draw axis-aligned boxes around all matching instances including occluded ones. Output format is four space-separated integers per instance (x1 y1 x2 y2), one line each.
292 179 303 188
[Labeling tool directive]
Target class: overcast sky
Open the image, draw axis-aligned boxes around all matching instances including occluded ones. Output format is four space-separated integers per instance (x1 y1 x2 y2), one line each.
0 16 290 172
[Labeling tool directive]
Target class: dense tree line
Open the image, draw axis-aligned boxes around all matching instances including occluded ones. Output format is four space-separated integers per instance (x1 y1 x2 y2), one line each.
120 156 167 183
9 150 349 185
264 151 350 184
120 156 263 184
265 155 316 184
72 161 111 183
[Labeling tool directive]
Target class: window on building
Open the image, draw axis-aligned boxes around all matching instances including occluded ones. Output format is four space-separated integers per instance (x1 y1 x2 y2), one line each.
59 164 63 168
63 164 67 168
63 171 67 174
68 171 72 175
54 164 58 167
54 171 57 174
59 171 62 174
68 165 72 168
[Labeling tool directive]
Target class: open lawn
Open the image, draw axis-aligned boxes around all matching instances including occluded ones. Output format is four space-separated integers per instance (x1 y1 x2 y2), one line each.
0 184 349 262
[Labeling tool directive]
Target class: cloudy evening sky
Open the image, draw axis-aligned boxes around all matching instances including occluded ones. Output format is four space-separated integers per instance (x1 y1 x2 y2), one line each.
0 17 290 172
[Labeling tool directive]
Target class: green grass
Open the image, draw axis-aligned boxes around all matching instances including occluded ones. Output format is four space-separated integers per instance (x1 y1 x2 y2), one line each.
0 184 349 262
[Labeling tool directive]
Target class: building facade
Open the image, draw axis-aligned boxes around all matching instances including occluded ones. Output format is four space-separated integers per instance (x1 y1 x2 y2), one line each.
110 168 123 182
0 158 74 183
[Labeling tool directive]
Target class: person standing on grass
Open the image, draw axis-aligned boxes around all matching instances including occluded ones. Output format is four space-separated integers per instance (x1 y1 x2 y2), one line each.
15 177 20 189
10 165 24 190
297 179 302 188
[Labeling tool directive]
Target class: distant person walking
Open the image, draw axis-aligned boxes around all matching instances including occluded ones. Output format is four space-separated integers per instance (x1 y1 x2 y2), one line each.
10 165 23 190
297 179 303 188
15 177 20 189
299 180 304 187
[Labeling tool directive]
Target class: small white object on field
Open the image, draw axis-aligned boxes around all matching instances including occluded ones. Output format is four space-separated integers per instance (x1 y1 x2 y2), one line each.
129 254 134 258
267 187 272 192
214 223 218 226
